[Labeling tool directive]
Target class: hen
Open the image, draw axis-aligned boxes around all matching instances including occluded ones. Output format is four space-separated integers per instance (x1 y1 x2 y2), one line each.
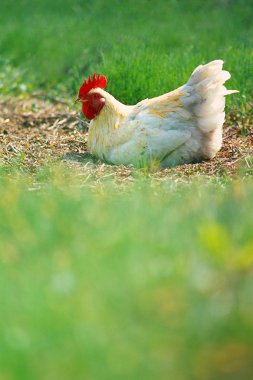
76 60 238 167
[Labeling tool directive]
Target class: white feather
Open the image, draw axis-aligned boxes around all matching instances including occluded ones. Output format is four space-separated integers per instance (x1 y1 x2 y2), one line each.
86 60 238 167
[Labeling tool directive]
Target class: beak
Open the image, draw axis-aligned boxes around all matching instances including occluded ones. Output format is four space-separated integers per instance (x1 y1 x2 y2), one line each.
74 97 88 104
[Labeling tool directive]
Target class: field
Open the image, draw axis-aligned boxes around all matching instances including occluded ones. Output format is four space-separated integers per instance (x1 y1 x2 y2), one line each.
0 0 253 379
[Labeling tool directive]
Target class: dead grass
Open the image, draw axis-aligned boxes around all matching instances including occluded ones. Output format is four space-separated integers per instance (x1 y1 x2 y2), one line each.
0 96 252 182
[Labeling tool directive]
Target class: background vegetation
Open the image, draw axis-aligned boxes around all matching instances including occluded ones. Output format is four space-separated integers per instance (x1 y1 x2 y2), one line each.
0 1 253 379
0 0 252 108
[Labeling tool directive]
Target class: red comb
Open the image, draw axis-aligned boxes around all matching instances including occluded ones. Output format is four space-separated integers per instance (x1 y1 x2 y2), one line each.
78 73 107 97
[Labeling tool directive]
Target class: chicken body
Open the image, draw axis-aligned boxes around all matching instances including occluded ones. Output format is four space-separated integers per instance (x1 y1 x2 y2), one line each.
86 60 237 167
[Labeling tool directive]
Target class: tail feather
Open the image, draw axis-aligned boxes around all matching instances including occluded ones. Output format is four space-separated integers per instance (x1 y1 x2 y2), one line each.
181 60 238 158
181 60 238 133
187 60 224 86
226 89 239 95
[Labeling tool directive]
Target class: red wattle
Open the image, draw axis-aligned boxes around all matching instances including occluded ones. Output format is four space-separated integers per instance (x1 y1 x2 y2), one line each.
82 98 105 120
82 103 97 120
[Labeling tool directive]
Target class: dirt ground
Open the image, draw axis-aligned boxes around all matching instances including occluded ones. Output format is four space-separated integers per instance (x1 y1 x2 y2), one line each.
0 96 252 179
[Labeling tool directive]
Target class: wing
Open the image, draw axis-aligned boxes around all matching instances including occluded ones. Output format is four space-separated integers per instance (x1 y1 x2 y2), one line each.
107 90 192 166
108 127 190 166
108 88 192 166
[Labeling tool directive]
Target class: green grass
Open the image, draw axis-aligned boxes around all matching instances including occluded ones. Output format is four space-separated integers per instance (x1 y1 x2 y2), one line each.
1 1 253 379
0 0 252 110
0 167 253 380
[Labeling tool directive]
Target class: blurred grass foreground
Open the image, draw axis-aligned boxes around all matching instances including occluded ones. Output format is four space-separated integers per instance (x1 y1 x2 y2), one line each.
0 0 253 379
1 169 253 380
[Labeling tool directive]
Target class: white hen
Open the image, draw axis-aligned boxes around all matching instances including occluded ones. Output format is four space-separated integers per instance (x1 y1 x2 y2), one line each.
77 60 238 167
